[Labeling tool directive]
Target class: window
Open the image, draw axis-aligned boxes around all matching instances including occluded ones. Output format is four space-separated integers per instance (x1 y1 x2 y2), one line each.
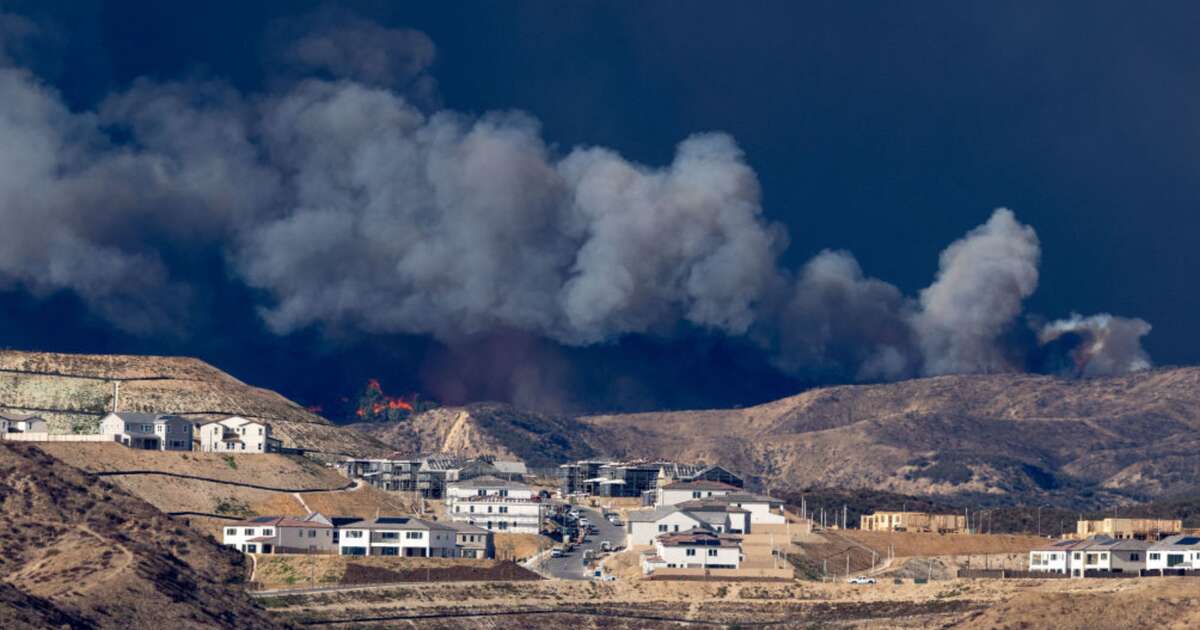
707 549 718 557
309 530 318 538
245 544 258 553
1150 553 1160 561
225 528 237 536
341 546 367 556
658 524 668 532
1100 553 1108 561
500 489 509 497
380 532 399 540
499 521 509 530
692 491 701 499
346 530 364 539
261 529 274 536
406 531 423 539
380 547 399 556
686 548 696 557
243 528 255 536
1130 553 1140 561
499 506 509 514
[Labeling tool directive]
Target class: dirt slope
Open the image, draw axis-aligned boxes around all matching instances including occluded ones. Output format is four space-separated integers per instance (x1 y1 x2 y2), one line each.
352 402 604 467
0 350 388 455
0 442 281 629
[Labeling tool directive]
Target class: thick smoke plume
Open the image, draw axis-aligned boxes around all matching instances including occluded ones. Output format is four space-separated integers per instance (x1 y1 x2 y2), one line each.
0 10 1153 384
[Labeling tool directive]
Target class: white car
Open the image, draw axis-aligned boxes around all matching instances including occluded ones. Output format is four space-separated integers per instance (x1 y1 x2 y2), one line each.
846 576 877 585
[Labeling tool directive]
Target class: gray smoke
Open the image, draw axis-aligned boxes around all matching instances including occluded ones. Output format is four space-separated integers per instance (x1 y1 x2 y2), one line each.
914 208 1041 375
0 10 1154 382
1038 313 1152 376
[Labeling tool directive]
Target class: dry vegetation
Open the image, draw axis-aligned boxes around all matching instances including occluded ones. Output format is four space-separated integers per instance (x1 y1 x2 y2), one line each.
0 442 279 629
258 574 1200 628
253 555 533 588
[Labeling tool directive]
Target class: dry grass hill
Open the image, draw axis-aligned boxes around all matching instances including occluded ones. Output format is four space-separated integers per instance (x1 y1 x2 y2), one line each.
0 442 280 629
0 350 388 456
352 402 604 467
361 368 1200 509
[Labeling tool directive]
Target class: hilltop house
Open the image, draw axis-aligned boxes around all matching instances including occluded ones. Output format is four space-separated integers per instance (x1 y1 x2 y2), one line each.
337 516 458 557
720 492 787 525
1147 535 1200 572
222 513 340 554
1028 539 1086 575
446 476 546 534
0 412 48 434
641 528 742 574
199 416 281 453
99 412 193 450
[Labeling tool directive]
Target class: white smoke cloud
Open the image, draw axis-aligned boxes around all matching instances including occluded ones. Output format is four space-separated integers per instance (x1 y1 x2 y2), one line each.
1038 313 1152 376
0 10 1154 382
914 208 1041 375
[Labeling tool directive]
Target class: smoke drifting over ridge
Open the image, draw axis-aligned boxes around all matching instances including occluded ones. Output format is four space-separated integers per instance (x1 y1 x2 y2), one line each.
0 11 1152 389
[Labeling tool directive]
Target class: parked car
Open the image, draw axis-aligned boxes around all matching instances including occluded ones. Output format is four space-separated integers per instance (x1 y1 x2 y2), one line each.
600 540 611 552
847 576 877 585
591 570 617 582
550 548 564 558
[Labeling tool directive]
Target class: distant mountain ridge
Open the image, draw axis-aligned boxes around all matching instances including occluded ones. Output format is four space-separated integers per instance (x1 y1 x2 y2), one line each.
361 368 1200 509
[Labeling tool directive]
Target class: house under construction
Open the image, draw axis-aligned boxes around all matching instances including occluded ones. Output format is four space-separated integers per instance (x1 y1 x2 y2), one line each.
860 511 967 533
1073 518 1182 541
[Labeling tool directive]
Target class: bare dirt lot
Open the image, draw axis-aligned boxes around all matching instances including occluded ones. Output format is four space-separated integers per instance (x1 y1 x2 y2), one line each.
253 555 539 588
259 575 1200 629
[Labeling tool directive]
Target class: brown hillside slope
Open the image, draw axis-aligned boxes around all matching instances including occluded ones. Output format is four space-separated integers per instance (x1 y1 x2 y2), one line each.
0 350 388 455
0 442 281 629
352 402 605 467
582 368 1200 506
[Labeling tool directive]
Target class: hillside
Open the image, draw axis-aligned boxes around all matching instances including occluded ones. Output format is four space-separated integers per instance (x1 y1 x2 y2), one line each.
582 368 1200 507
351 402 605 467
0 350 387 455
0 442 280 629
361 368 1200 509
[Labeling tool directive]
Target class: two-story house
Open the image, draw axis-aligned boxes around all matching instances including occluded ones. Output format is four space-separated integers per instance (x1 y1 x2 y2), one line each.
337 516 458 557
199 416 280 453
99 412 192 450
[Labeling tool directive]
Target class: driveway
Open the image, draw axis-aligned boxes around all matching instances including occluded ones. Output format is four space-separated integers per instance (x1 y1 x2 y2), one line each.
535 506 627 580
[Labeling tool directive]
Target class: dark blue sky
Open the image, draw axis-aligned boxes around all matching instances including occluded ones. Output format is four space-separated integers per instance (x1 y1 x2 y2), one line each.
2 1 1197 415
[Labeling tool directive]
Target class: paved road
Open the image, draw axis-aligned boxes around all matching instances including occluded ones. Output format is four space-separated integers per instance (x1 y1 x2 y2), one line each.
536 506 627 580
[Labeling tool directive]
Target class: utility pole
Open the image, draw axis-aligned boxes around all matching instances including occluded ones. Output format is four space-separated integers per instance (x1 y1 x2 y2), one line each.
843 504 848 530
846 553 850 577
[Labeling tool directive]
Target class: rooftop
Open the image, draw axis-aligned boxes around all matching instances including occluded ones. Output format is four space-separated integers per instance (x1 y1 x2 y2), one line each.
656 528 740 548
449 475 532 490
661 480 740 491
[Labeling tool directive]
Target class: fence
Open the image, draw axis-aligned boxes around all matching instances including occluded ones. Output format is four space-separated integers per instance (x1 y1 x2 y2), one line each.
648 567 793 581
0 433 116 443
957 569 1067 579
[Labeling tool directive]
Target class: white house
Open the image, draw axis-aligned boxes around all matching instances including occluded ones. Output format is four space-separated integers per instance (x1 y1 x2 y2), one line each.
448 496 546 534
641 528 742 574
222 513 338 554
626 504 746 546
1028 539 1084 575
99 412 192 450
0 412 48 435
446 476 545 534
338 516 458 557
199 416 280 453
658 480 740 506
446 476 535 501
720 492 786 525
1147 535 1200 571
